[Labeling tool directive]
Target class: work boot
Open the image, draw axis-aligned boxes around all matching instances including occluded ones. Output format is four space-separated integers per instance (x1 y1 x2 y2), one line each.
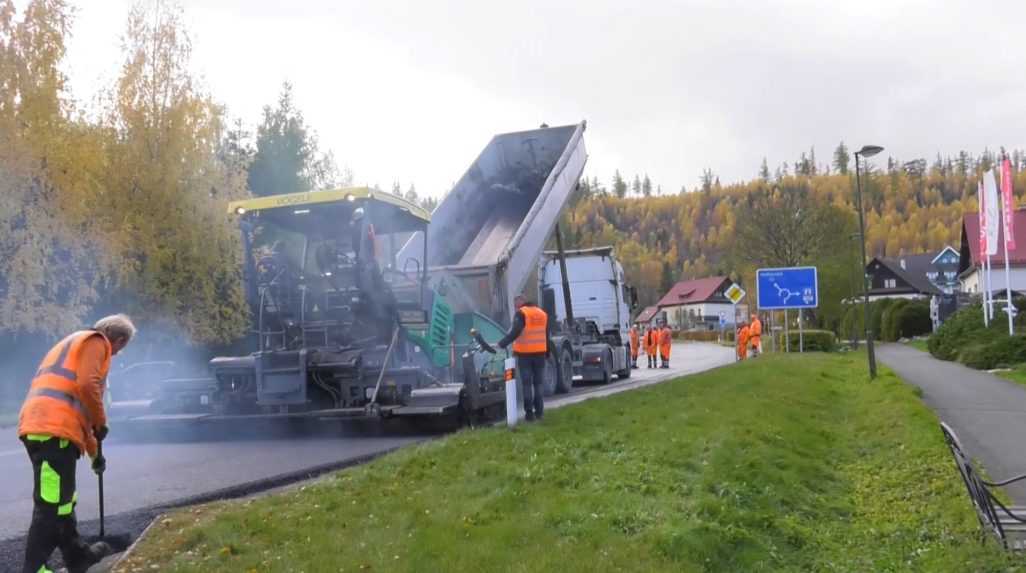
524 412 536 422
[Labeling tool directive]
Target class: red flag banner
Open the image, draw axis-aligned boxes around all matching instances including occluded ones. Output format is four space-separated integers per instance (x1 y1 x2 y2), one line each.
979 180 987 255
1002 158 1016 251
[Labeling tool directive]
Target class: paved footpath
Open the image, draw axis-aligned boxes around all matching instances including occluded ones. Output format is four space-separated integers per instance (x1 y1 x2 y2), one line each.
878 343 1026 503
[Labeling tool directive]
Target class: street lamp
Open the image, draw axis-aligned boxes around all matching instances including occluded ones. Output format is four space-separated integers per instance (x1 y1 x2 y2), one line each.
855 144 883 378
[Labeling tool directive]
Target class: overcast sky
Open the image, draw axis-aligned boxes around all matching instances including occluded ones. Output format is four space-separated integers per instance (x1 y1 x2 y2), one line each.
43 0 1026 197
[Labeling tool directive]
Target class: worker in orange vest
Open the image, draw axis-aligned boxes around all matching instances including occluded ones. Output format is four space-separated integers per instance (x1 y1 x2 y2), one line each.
658 320 672 369
749 313 763 357
629 326 640 369
644 325 658 368
18 314 136 573
737 321 750 361
498 295 555 422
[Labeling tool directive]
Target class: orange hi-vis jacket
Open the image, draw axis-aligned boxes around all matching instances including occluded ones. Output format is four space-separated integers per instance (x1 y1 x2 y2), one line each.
629 327 640 358
749 318 762 345
18 330 111 457
659 328 672 359
738 326 750 356
512 306 549 355
645 329 658 356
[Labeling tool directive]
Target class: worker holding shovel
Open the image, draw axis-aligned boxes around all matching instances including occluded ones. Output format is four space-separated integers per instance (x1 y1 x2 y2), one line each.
17 314 136 573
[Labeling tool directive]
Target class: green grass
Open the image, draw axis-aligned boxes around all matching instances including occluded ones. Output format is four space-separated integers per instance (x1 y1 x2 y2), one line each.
119 354 1014 573
996 364 1026 388
905 338 930 353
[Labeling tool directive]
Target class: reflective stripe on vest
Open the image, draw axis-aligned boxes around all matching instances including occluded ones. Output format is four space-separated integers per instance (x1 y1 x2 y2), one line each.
35 336 77 381
513 306 548 354
28 388 88 418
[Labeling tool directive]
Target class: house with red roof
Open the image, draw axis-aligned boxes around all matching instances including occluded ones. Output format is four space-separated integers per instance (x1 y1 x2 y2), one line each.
656 276 735 330
958 210 1026 294
633 305 662 327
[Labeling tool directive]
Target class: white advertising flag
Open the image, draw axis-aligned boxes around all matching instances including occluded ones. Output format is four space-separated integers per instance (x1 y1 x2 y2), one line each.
985 169 1001 256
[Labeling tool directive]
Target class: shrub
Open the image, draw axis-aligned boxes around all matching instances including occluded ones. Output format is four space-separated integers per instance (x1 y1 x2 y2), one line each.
776 329 836 352
869 298 893 340
880 299 910 342
959 336 1026 370
929 305 986 361
892 301 932 340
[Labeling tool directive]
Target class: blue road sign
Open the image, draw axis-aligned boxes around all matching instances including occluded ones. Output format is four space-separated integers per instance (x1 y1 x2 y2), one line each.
756 267 818 310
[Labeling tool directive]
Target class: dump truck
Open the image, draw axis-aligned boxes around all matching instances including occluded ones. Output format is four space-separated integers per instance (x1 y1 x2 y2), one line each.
113 121 589 423
539 244 638 386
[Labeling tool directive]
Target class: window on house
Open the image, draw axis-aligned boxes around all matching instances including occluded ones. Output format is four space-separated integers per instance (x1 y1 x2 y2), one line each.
884 278 897 288
944 271 955 280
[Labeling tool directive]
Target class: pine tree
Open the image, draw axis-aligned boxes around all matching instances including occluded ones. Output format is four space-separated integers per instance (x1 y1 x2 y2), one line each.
759 157 770 180
642 174 652 197
701 169 715 193
631 174 642 196
612 170 627 198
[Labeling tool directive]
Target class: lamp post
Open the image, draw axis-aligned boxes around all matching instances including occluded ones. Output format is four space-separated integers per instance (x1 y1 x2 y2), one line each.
855 144 883 379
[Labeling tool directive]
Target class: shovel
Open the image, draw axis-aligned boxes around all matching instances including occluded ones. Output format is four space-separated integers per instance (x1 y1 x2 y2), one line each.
97 438 105 538
85 438 131 553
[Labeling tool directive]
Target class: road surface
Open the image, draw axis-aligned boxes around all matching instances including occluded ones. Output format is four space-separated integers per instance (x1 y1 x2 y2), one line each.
0 343 734 538
0 341 733 568
877 343 1026 503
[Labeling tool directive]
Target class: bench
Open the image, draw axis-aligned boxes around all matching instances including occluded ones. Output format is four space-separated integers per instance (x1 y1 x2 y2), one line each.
941 422 1026 550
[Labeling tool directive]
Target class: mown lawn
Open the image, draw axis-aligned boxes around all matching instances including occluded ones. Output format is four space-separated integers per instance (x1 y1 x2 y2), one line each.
118 354 1014 572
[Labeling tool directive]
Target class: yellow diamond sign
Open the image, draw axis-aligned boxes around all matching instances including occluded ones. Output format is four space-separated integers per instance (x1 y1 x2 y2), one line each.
725 283 746 304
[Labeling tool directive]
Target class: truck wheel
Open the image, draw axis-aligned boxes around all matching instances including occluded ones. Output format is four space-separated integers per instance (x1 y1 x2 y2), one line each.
616 347 631 380
555 349 573 394
601 351 613 385
543 356 558 397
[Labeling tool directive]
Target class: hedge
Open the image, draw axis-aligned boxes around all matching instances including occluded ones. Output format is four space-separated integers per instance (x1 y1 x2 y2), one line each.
929 299 1026 369
776 329 836 352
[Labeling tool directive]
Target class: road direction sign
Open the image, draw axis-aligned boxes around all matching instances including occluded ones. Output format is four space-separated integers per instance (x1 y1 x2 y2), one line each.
718 311 727 327
756 267 818 310
724 283 746 304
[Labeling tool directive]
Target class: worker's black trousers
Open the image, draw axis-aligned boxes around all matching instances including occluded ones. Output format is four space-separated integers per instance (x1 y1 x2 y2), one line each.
517 354 547 419
22 436 91 573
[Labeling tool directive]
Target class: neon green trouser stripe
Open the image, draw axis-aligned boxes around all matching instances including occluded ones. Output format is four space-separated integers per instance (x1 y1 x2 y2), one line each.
58 491 78 516
39 461 60 504
38 565 53 572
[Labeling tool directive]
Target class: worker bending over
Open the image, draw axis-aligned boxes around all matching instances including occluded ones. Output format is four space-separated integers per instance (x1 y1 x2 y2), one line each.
658 320 672 369
749 313 763 357
645 326 658 368
498 295 555 422
629 326 640 369
18 314 136 573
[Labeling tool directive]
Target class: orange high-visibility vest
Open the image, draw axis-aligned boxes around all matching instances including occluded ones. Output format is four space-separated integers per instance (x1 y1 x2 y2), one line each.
750 318 762 339
19 331 111 456
659 328 672 359
629 327 640 358
645 330 658 355
512 306 548 354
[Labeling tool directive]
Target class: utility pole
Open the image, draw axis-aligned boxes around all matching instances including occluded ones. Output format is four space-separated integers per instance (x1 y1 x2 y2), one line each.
855 145 883 379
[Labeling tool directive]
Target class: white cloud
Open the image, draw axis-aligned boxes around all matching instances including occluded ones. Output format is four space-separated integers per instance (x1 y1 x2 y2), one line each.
45 0 1026 196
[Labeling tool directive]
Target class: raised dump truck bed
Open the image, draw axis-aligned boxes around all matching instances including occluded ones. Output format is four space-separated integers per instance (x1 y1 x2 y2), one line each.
402 122 588 327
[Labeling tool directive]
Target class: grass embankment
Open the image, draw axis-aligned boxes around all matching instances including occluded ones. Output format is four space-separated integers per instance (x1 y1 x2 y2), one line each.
119 354 1011 572
996 365 1026 388
905 338 930 353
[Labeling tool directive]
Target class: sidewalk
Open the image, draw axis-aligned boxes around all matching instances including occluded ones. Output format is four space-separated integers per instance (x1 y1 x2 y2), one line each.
878 343 1026 502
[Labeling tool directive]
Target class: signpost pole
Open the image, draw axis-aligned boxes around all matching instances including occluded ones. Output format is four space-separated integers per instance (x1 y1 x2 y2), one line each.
799 308 804 353
784 309 790 353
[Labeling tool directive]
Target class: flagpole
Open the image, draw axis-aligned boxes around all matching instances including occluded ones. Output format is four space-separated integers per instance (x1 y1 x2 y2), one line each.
979 180 990 325
1001 163 1015 335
